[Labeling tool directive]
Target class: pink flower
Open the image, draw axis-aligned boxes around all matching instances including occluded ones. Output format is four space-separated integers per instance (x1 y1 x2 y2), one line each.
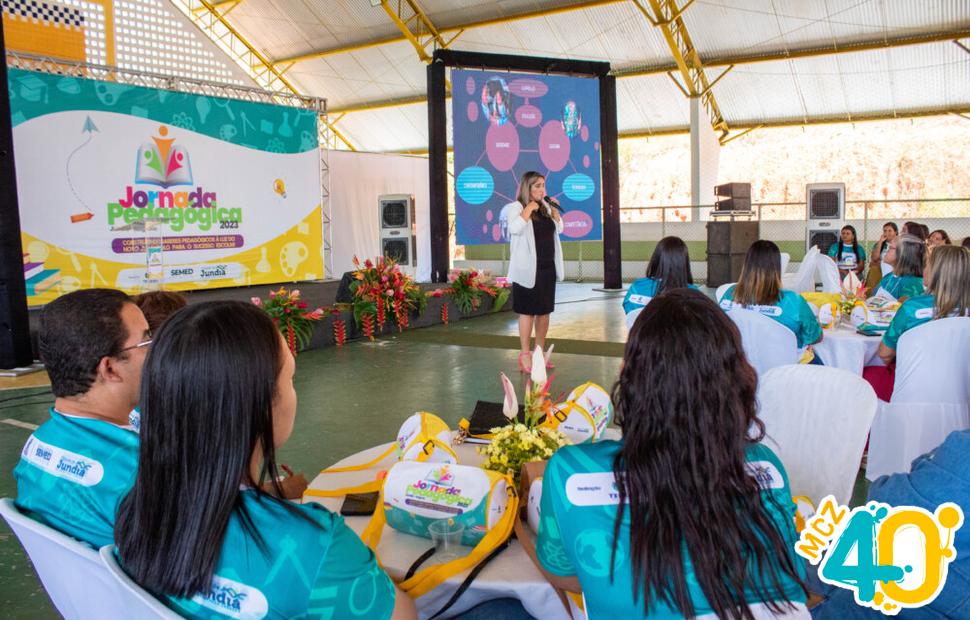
431 289 444 298
269 290 276 299
307 308 324 320
250 297 262 306
290 289 301 299
385 289 394 297
381 276 389 283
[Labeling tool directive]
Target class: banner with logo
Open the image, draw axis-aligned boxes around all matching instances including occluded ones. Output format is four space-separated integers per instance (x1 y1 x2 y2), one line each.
9 68 322 306
451 68 602 245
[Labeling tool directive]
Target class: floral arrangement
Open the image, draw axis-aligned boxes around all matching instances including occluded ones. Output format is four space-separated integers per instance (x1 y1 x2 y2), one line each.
252 287 325 355
839 271 867 319
477 348 569 484
446 268 510 315
349 256 427 339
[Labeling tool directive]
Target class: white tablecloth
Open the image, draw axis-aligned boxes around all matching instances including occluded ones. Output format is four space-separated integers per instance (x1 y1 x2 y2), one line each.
305 439 570 620
812 325 884 375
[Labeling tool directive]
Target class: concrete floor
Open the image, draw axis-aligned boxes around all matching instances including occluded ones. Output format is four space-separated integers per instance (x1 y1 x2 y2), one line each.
0 283 868 617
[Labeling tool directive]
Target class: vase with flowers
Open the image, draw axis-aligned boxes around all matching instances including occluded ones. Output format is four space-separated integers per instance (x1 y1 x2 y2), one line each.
349 255 427 339
478 347 569 485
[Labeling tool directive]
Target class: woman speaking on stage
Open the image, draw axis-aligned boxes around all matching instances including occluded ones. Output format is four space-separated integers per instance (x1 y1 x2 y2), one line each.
505 171 564 374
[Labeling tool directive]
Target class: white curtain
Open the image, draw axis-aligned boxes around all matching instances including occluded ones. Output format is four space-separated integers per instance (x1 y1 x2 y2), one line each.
329 150 431 281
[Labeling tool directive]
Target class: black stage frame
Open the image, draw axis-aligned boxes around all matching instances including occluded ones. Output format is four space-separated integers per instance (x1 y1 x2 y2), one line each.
426 49 622 288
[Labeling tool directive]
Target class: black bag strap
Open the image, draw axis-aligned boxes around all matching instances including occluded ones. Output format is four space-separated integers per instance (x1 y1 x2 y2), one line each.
405 546 437 581
427 537 513 620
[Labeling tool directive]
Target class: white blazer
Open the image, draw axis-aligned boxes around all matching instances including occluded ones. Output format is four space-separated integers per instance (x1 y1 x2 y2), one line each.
505 201 564 288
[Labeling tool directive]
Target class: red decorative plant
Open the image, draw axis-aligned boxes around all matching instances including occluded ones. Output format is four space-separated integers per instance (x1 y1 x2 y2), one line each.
252 287 325 356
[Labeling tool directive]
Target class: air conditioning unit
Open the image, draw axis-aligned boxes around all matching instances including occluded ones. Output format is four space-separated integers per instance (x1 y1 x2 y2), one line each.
379 194 416 268
806 182 845 255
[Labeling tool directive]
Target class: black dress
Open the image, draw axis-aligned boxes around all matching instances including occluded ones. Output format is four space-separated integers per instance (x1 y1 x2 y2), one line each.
512 215 556 315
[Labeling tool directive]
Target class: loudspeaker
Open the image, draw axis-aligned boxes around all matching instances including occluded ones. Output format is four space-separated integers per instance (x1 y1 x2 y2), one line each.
379 194 416 267
706 221 759 287
806 183 845 253
714 182 751 212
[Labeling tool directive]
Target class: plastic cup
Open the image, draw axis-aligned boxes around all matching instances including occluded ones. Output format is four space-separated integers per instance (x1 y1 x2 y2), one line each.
428 519 465 563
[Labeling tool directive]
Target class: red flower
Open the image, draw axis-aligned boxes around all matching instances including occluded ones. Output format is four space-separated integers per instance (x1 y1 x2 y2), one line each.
365 259 373 269
298 302 308 309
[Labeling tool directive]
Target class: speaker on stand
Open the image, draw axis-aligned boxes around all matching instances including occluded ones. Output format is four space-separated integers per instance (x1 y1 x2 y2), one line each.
707 183 756 287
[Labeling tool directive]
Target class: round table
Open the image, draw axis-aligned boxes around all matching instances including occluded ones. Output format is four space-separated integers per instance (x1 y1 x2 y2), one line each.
304 437 570 620
812 324 885 375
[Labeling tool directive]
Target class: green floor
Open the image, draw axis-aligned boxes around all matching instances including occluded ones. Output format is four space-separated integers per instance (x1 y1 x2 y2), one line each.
0 285 867 617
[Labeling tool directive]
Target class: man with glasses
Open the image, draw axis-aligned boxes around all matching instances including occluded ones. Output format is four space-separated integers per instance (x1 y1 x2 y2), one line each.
14 288 151 548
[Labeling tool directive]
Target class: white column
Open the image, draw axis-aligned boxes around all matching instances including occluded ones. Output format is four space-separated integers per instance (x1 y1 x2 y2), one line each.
690 97 720 221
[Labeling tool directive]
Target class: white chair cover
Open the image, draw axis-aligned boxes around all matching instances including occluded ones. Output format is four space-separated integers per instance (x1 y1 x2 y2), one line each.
0 498 127 619
867 317 970 480
99 546 181 619
757 366 877 505
715 282 734 303
781 246 818 293
727 308 799 376
815 254 842 293
779 252 791 275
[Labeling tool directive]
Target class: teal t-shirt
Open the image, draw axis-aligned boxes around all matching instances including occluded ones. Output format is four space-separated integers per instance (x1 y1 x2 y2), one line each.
162 490 395 620
874 274 924 302
881 294 936 351
536 440 805 618
720 287 822 348
622 278 697 327
827 243 865 270
14 408 139 548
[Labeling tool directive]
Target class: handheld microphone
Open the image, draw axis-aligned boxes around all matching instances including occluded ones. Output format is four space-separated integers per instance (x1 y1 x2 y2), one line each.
543 196 563 212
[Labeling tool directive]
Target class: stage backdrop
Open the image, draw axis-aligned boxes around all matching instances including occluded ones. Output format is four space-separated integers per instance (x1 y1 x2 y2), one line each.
9 68 322 307
451 69 602 246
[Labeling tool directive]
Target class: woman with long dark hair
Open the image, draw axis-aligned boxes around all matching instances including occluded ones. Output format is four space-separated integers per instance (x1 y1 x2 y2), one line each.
872 233 925 301
721 240 823 350
115 301 414 620
536 289 807 618
827 225 865 278
622 236 695 328
505 171 564 373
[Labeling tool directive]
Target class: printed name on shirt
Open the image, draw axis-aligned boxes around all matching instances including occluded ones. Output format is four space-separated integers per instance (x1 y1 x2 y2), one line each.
20 435 105 486
565 472 625 506
745 460 785 490
914 307 934 320
194 575 269 620
628 294 652 306
719 300 783 317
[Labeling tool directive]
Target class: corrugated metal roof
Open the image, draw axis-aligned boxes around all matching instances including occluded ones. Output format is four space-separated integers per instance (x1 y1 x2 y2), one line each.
204 0 970 152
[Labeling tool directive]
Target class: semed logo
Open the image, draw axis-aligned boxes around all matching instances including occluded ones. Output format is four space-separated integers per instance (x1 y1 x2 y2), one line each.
194 576 268 620
21 436 104 486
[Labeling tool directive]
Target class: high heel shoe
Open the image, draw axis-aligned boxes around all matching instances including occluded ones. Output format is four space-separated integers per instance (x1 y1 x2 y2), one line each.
518 351 532 373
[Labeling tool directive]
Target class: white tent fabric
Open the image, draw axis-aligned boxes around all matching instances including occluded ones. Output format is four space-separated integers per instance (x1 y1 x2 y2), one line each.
726 307 799 376
867 316 970 480
757 365 877 505
329 150 431 281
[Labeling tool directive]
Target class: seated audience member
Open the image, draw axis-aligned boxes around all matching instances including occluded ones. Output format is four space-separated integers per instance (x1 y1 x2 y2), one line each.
827 225 866 278
14 289 149 548
928 228 952 249
879 244 970 364
901 221 927 241
132 290 187 333
622 236 695 328
865 222 898 291
963 236 970 249
721 240 823 350
872 234 925 301
537 289 807 617
809 430 969 618
115 301 415 620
